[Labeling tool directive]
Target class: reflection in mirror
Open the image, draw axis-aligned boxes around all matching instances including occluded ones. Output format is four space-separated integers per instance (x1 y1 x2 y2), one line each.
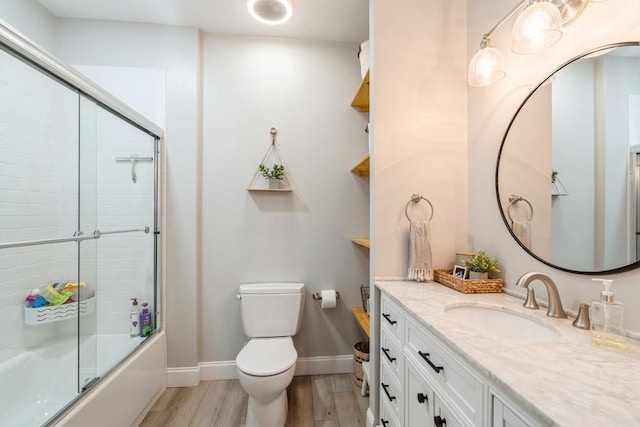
497 42 640 274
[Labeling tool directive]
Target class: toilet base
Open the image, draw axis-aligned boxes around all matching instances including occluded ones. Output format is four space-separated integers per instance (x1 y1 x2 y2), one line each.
246 390 288 427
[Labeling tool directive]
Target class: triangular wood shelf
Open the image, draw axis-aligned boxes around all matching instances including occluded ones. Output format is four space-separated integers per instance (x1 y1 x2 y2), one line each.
248 128 294 192
351 155 370 177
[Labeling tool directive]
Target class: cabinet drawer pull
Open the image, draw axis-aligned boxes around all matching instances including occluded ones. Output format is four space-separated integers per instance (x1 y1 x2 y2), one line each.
381 382 396 402
381 347 396 363
434 415 447 426
381 419 390 427
418 351 444 373
382 313 397 325
417 392 428 404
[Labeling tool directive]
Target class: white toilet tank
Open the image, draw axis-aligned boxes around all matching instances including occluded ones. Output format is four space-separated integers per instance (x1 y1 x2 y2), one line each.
239 283 305 338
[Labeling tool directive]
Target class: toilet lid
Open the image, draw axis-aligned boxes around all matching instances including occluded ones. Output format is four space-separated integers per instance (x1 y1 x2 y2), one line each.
236 337 297 377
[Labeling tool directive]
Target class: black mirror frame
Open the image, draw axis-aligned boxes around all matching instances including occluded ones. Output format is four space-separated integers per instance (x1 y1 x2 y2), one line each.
495 41 640 275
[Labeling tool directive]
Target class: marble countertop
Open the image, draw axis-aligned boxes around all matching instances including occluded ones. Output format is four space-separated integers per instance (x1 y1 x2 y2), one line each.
376 280 640 427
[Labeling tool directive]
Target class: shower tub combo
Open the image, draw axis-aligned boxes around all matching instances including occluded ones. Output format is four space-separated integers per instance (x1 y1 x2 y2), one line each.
0 21 165 427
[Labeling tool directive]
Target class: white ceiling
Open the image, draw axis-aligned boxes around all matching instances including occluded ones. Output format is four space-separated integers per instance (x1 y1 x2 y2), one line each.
37 0 369 43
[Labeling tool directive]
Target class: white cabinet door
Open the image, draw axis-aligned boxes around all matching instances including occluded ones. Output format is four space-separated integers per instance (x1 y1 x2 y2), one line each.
492 395 530 427
405 356 435 427
434 395 466 427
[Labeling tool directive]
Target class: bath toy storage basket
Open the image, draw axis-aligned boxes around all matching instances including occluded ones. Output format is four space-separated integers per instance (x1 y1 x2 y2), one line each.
434 269 503 294
24 297 96 325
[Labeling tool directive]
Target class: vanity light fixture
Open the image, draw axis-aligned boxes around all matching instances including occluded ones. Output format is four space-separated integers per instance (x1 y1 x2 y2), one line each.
468 0 589 87
512 0 563 54
468 36 506 87
247 0 293 25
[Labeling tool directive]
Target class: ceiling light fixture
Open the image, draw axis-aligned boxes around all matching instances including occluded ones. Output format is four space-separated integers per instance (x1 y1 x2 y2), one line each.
247 0 293 26
468 0 589 87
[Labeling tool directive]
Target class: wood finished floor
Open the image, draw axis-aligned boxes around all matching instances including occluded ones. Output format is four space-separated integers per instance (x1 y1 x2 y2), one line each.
140 374 368 427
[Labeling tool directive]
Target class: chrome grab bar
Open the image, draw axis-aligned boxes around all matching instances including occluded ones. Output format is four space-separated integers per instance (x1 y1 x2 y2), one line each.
0 227 150 250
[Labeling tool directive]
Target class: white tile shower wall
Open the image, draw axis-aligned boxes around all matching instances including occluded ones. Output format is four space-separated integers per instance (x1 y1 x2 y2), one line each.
0 47 79 352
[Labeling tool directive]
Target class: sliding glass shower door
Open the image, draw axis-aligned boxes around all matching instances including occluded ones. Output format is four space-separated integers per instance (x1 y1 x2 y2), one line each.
0 40 160 425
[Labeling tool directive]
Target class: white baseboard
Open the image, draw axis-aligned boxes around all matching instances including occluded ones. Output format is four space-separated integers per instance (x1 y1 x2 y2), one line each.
366 407 375 427
200 360 239 381
166 366 201 387
168 354 353 386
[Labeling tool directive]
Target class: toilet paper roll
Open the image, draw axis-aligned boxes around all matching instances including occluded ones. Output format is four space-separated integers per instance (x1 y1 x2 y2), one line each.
320 290 337 309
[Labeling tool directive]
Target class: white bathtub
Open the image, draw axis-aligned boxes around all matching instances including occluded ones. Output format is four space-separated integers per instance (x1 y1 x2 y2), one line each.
1 333 163 427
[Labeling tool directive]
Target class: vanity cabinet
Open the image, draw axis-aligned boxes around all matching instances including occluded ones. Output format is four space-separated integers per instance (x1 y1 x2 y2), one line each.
379 292 535 427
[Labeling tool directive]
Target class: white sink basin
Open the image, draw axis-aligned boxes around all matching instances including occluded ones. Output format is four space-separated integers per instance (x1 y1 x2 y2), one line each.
444 304 561 343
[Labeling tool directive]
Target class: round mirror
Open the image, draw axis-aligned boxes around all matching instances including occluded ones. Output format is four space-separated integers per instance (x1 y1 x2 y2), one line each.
496 42 640 274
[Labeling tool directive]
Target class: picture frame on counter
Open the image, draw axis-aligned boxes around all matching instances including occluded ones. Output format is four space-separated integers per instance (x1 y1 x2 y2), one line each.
453 265 467 280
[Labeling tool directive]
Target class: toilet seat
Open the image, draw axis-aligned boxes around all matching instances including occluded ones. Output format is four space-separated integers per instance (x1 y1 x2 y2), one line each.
236 337 297 377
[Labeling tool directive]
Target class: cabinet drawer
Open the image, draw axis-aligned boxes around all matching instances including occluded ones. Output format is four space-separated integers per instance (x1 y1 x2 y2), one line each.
380 362 404 424
380 397 402 427
406 316 483 426
405 356 435 427
381 294 404 342
380 328 403 380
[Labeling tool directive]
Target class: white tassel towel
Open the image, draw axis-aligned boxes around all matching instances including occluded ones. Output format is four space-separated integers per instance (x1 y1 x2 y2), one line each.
512 221 531 250
407 221 433 282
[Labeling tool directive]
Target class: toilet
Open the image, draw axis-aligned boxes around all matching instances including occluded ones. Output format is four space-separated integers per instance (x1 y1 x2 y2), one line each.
236 283 305 427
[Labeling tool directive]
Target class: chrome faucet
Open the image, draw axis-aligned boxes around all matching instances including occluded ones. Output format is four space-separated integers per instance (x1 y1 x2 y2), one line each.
516 272 567 318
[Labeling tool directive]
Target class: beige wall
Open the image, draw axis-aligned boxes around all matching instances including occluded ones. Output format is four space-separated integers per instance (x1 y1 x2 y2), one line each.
373 0 468 278
468 0 640 332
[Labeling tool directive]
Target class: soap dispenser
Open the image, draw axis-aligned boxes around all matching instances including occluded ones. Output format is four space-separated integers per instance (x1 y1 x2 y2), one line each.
139 302 153 337
129 298 139 337
589 278 625 351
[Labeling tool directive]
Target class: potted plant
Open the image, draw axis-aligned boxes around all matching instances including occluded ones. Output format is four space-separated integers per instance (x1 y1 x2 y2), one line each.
462 251 500 280
259 163 285 189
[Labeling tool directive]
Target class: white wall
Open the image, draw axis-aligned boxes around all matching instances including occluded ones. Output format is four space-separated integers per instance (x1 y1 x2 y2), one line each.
551 59 596 269
201 34 369 362
0 0 56 52
54 19 201 367
373 0 468 278
468 0 640 332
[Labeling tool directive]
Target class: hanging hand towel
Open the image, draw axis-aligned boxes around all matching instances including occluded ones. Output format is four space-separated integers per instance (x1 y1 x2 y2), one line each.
512 221 531 249
407 221 433 282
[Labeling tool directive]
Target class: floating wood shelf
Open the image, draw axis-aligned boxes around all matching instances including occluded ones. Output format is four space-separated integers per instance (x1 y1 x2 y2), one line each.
350 155 370 177
351 238 370 249
352 307 370 337
351 70 370 112
247 188 293 193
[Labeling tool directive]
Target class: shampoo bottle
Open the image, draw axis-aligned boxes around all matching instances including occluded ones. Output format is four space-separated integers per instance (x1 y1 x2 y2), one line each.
589 278 625 351
129 298 139 337
139 302 153 337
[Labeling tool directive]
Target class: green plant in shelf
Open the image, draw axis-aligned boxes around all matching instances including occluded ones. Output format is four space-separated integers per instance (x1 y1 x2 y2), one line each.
259 163 285 180
551 170 558 184
463 251 501 273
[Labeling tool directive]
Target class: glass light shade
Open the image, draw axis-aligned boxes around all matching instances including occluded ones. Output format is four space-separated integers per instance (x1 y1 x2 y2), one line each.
512 1 563 54
468 46 506 87
247 0 293 25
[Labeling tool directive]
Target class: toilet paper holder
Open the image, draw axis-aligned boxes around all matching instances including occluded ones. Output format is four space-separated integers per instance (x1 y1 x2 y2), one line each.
312 291 340 303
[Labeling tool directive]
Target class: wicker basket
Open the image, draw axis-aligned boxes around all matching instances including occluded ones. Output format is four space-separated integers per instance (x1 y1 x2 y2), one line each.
434 269 503 294
352 341 369 387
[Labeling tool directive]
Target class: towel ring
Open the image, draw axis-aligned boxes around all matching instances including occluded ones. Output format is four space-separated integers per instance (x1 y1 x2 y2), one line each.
405 193 434 222
507 195 533 223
